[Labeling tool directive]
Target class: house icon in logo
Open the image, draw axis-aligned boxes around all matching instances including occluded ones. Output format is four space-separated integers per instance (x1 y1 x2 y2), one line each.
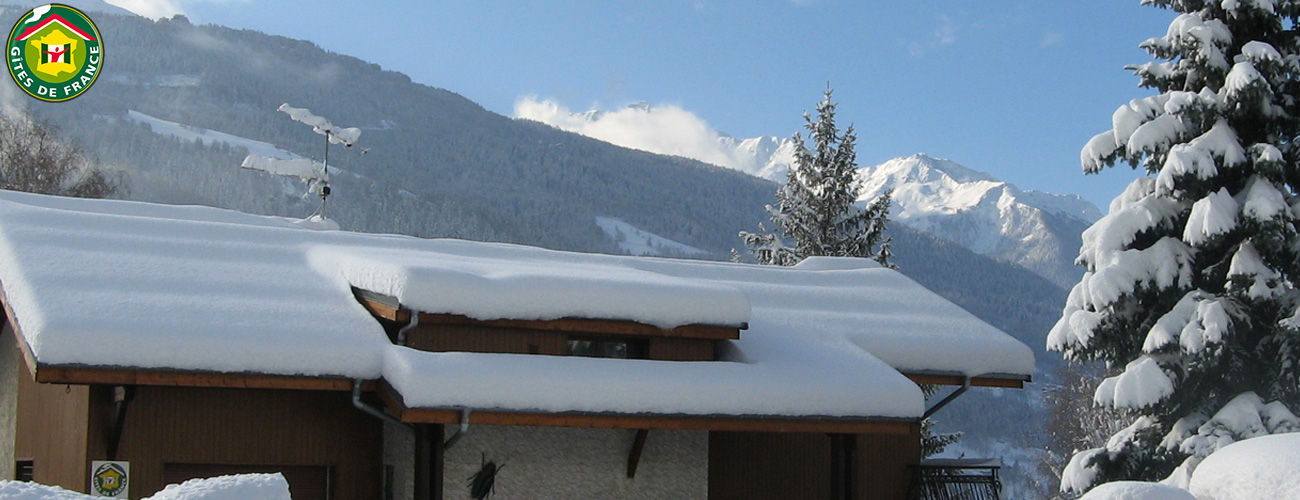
14 13 96 79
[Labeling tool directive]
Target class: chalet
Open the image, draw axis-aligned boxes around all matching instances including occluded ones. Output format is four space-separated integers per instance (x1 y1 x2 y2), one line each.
0 190 1034 500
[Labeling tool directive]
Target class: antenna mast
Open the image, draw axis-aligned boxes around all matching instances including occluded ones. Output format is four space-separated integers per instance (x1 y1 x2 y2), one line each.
240 103 361 222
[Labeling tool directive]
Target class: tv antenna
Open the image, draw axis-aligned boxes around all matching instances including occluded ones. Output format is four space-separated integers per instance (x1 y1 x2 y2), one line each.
241 103 362 221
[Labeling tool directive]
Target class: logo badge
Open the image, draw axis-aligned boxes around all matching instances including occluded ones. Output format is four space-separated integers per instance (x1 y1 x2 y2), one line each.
7 4 102 102
90 461 129 497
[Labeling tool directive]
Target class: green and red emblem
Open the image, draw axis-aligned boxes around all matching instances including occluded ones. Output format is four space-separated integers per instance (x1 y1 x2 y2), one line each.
7 4 102 102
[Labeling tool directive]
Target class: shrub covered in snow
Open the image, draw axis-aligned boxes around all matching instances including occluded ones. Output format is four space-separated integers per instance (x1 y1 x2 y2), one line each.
1050 0 1300 493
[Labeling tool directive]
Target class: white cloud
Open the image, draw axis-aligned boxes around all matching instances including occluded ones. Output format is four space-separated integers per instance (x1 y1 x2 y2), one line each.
103 0 184 19
514 97 741 169
934 15 957 46
906 15 959 57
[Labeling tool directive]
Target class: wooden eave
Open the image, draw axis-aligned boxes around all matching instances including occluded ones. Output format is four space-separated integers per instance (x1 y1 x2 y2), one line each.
354 287 744 341
904 371 1031 389
28 365 373 391
378 381 914 435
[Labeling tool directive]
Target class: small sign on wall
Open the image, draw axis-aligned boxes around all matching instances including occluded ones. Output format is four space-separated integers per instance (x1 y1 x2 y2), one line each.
90 461 130 498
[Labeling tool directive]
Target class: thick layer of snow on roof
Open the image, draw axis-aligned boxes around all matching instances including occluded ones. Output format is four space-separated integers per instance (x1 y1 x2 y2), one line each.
307 243 750 329
0 190 389 378
0 191 1032 419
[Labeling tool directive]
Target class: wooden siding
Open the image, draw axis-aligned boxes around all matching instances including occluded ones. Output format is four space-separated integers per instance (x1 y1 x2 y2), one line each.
407 322 717 361
408 324 567 355
856 426 922 500
708 425 922 500
708 432 831 500
648 337 715 362
15 352 91 492
83 386 382 500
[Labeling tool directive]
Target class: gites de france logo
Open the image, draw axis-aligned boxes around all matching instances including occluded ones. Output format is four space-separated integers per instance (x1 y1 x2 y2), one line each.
7 4 102 102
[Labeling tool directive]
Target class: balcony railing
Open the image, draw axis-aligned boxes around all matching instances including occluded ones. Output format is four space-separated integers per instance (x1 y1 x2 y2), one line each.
908 458 1002 500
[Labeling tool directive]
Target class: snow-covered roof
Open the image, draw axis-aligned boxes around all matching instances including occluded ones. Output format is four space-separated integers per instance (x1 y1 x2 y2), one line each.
0 190 1033 420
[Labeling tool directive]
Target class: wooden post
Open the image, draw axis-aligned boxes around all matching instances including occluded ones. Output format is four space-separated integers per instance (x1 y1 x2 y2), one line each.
829 434 857 500
414 424 435 500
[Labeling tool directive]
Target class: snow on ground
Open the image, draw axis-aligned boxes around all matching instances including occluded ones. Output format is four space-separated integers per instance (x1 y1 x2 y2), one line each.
1068 433 1300 499
1188 433 1300 500
0 474 290 500
124 110 299 160
594 216 707 256
1078 481 1197 500
0 190 1033 419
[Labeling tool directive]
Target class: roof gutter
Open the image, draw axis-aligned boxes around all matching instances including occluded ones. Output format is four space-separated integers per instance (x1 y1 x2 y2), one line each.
922 376 970 420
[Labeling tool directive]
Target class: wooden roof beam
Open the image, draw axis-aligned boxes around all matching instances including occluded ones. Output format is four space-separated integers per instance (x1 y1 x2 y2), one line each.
904 372 1030 389
30 365 372 392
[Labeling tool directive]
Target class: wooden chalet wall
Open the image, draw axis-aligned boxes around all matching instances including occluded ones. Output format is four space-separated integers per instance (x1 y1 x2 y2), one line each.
708 424 922 500
14 354 92 491
91 386 382 499
12 347 383 500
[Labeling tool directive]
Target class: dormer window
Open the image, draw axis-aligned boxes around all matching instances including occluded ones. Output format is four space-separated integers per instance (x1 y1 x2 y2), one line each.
566 336 649 359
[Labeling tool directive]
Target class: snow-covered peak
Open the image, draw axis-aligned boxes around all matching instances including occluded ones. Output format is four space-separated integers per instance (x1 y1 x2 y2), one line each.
859 154 1101 287
718 135 796 180
860 153 1101 224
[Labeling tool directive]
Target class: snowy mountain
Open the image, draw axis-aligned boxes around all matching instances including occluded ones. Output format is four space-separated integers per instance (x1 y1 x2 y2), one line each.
717 135 796 181
858 154 1100 288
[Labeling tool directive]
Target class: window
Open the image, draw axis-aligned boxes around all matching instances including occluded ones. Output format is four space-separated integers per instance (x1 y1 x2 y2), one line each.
15 460 33 482
567 337 648 359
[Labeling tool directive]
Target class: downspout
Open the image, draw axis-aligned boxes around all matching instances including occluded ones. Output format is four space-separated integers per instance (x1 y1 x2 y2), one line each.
351 379 411 433
922 376 971 420
106 385 134 460
443 408 472 450
396 312 419 346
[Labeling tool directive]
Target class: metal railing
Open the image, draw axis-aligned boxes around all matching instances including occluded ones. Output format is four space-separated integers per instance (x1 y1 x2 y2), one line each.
908 458 1002 500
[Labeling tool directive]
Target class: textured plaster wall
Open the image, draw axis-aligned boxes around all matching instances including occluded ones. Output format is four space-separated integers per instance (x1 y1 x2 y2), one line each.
0 324 19 480
441 426 707 500
383 420 415 500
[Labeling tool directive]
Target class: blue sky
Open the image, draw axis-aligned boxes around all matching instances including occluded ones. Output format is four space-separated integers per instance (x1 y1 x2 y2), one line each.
108 0 1175 209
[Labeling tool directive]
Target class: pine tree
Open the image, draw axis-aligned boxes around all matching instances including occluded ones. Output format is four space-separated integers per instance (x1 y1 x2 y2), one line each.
740 88 894 268
1050 1 1300 493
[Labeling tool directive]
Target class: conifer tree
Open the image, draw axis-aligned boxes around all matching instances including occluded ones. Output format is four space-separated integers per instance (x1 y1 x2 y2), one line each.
1050 1 1300 493
740 88 894 268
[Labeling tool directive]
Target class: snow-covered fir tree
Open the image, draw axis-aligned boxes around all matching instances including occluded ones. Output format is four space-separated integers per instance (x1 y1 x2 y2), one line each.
1049 0 1300 493
740 88 894 268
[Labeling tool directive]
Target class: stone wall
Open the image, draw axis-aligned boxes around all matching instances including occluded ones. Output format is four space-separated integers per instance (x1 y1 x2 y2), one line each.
438 425 707 500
